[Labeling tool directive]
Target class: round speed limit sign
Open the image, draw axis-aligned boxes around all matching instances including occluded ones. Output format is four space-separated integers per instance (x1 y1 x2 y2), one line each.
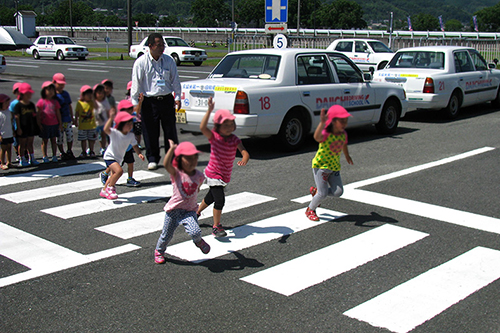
273 34 287 49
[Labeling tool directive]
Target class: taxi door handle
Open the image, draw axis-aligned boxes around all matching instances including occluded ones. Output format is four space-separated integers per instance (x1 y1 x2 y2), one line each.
303 91 310 96
344 90 351 94
479 76 483 79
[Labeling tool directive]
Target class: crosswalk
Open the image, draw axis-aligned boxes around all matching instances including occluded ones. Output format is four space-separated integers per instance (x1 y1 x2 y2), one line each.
1 148 499 333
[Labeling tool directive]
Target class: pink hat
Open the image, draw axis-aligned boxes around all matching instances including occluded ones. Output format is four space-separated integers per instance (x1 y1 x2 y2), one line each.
80 85 92 94
126 81 132 90
101 79 113 84
52 73 66 84
323 105 351 137
0 94 10 103
117 99 134 111
12 82 22 93
114 111 134 128
41 81 54 89
213 109 235 124
18 83 34 94
174 141 201 157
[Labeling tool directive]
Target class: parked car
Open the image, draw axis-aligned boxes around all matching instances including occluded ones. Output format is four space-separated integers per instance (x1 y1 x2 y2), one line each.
327 39 394 73
129 36 207 66
27 36 88 60
178 48 408 150
373 45 500 118
0 54 6 74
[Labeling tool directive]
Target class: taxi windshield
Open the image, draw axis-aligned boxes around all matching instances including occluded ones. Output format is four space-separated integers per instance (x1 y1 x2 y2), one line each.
210 54 281 79
53 37 76 45
388 51 445 69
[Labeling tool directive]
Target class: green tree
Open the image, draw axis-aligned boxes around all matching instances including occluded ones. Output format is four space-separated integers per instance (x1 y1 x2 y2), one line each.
473 2 500 32
445 19 463 31
0 5 16 25
236 0 264 28
412 13 439 31
159 15 179 27
315 0 367 29
190 0 230 27
132 13 159 27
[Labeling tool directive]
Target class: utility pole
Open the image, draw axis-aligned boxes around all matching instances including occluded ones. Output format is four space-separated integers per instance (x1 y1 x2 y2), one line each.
69 0 74 37
296 0 300 36
127 0 132 50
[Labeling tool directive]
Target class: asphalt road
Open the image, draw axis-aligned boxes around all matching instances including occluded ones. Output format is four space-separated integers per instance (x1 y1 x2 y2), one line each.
1 56 500 333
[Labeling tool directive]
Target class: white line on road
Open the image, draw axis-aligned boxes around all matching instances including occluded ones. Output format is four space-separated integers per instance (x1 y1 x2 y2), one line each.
96 191 276 239
0 162 105 187
241 224 428 296
5 64 39 68
68 68 109 73
344 246 500 333
0 170 162 203
0 221 140 288
166 207 346 263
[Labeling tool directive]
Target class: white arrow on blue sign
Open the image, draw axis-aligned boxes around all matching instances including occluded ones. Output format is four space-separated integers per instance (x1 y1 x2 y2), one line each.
265 0 288 23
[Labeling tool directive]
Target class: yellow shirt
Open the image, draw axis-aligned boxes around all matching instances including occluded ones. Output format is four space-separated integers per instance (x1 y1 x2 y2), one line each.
76 100 96 130
311 131 346 171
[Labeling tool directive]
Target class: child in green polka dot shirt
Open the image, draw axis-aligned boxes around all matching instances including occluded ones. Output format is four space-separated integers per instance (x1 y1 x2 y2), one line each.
306 105 353 221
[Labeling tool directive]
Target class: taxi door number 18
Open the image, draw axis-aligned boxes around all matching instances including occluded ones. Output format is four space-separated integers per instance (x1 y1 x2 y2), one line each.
259 96 271 110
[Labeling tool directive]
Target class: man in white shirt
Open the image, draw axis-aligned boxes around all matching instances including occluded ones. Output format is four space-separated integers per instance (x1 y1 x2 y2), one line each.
131 33 181 170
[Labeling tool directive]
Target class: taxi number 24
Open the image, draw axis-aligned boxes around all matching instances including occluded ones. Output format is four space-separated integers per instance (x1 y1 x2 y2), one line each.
259 96 271 110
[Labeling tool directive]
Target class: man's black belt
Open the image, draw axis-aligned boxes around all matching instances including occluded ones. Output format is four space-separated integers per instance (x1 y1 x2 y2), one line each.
145 94 172 100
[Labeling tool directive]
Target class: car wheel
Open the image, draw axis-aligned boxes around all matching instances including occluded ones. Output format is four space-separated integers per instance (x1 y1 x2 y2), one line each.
377 61 388 70
78 57 86 61
57 50 65 61
193 61 202 66
32 50 40 60
491 87 500 108
278 110 306 151
172 54 180 66
442 91 461 119
375 99 400 134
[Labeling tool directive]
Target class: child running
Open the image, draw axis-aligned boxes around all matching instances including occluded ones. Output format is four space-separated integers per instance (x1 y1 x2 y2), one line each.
154 139 210 264
196 97 249 237
53 73 75 160
14 83 40 167
100 109 144 200
74 85 97 158
0 94 14 170
306 105 353 221
36 81 62 163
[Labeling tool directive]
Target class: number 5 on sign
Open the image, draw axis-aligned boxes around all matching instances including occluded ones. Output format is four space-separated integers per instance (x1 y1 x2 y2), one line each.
273 34 287 49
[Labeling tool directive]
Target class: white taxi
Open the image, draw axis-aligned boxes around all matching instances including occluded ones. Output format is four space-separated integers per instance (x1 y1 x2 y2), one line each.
178 48 408 150
129 36 207 66
26 35 89 61
326 39 394 73
373 46 500 118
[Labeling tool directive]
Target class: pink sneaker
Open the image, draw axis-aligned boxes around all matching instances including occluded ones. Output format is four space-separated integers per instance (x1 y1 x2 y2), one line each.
99 188 107 198
195 239 211 254
305 207 320 221
154 250 165 264
106 186 118 200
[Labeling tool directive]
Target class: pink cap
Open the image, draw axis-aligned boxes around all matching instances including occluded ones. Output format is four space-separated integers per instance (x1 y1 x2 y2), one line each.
18 83 34 94
12 82 22 93
126 81 132 90
93 84 101 91
0 94 11 103
117 99 134 111
41 81 54 89
114 111 134 128
52 73 66 84
174 141 201 157
101 79 113 84
322 105 351 138
80 85 92 94
213 109 235 124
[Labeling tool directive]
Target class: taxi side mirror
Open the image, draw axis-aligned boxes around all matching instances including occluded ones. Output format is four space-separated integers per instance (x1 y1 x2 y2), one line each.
363 73 373 81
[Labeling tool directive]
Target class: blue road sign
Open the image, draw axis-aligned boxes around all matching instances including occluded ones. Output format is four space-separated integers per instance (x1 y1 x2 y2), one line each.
265 0 288 23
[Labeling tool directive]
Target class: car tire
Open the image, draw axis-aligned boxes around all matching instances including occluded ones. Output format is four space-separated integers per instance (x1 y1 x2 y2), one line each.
172 54 180 66
57 50 65 61
442 91 461 119
277 110 307 151
32 50 40 60
491 87 500 108
375 99 400 134
194 61 202 66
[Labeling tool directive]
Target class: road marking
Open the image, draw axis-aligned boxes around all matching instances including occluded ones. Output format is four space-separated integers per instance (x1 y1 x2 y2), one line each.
240 224 428 296
68 68 109 73
166 207 346 263
0 221 140 288
342 188 500 235
0 162 105 187
0 170 162 203
96 191 276 239
291 146 495 204
41 184 175 219
344 246 500 333
6 64 39 68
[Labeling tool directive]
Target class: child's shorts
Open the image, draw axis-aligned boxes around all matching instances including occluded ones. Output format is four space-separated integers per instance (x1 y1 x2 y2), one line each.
121 149 135 165
105 159 118 167
78 129 97 141
57 122 73 145
0 137 14 145
133 122 142 135
40 124 60 139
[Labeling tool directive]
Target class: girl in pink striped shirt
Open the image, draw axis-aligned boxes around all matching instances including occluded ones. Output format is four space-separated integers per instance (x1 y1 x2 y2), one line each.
197 97 250 237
